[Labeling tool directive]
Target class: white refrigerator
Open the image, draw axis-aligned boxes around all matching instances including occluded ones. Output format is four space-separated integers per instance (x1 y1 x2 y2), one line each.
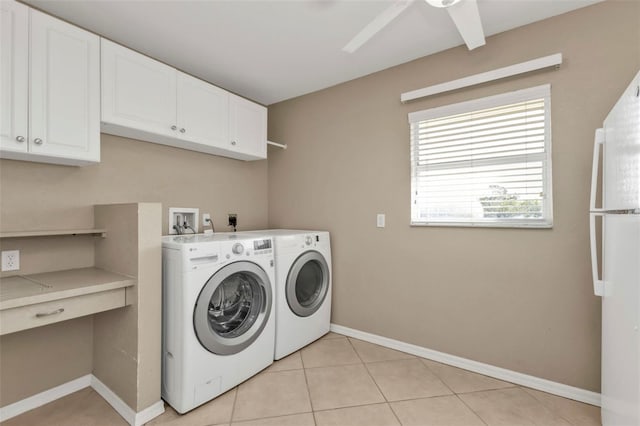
590 69 640 426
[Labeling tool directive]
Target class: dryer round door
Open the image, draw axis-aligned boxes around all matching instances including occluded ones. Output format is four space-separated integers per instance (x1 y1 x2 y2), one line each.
193 261 272 355
286 250 330 317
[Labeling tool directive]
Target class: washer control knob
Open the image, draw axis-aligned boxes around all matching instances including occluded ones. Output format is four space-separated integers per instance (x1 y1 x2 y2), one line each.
305 236 313 246
232 243 244 255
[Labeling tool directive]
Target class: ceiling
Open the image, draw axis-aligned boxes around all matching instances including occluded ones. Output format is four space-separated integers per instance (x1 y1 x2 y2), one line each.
24 0 602 105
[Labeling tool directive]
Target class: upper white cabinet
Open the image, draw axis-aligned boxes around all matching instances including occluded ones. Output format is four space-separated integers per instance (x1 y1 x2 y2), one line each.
101 39 177 137
176 71 229 147
0 0 28 155
100 40 267 161
229 95 267 159
0 1 100 166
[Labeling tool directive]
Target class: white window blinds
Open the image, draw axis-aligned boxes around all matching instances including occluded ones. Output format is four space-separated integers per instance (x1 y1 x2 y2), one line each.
409 85 553 227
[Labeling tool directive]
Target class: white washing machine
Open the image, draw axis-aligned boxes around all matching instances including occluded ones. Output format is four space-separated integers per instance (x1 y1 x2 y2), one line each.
249 230 332 360
161 233 275 413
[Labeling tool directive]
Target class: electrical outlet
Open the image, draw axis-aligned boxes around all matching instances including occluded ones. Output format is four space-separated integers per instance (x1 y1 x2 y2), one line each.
377 213 385 228
202 213 211 226
2 250 20 271
228 213 237 228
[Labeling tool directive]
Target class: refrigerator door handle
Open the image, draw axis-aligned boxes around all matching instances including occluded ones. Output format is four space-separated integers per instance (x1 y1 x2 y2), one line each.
590 212 604 296
590 128 605 212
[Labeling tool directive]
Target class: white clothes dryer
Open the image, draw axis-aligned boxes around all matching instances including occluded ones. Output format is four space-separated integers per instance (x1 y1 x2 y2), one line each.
250 230 332 360
161 233 275 413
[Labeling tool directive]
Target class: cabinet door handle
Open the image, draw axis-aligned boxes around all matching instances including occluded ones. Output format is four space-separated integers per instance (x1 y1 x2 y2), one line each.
231 141 237 146
35 308 64 318
171 125 177 131
16 136 25 143
33 138 43 145
180 128 186 133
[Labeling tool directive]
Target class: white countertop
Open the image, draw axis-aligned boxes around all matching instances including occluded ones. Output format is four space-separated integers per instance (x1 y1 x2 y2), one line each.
0 267 136 310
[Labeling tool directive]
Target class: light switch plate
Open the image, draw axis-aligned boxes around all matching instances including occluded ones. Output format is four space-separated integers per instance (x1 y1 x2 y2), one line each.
377 214 385 228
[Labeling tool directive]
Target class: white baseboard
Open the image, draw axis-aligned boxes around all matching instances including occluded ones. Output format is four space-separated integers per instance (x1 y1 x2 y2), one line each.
0 374 164 425
134 400 165 426
0 374 92 422
90 376 164 426
330 323 601 407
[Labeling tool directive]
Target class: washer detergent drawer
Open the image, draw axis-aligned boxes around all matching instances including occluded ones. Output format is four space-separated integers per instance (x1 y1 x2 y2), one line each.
0 288 126 335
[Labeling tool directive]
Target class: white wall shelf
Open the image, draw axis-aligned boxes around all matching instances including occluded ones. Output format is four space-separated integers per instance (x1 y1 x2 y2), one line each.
0 229 107 239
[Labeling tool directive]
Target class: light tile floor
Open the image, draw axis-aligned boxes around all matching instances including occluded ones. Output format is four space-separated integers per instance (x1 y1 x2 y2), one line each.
3 332 601 426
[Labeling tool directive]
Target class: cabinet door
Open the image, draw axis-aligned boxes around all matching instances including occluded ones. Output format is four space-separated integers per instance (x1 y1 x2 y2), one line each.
0 0 29 154
101 39 177 137
176 72 229 147
29 9 100 162
229 95 267 159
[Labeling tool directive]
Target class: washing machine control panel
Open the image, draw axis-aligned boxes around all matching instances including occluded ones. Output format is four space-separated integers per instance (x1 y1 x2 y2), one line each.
232 243 244 255
253 239 272 251
228 239 273 257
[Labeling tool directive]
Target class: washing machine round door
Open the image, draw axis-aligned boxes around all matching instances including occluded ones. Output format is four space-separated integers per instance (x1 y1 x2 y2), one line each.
286 251 330 317
193 261 272 355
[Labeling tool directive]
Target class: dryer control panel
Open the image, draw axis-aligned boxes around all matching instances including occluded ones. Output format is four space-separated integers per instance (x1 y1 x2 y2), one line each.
253 239 272 252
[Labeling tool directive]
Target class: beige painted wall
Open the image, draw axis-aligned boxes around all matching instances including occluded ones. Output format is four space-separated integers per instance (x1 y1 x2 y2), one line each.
0 133 268 233
267 0 640 392
0 135 268 407
0 318 93 405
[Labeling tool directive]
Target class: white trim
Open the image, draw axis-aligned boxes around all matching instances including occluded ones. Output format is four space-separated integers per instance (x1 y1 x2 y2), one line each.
401 53 562 103
91 375 164 426
133 400 165 426
0 374 92 422
0 374 164 425
407 84 550 123
330 323 601 407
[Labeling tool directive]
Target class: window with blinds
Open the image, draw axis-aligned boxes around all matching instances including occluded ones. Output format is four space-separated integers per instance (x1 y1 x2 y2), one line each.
409 85 553 227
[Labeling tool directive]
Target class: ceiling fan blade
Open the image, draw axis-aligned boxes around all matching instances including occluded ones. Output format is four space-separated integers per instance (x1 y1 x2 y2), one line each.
446 0 485 50
342 0 414 53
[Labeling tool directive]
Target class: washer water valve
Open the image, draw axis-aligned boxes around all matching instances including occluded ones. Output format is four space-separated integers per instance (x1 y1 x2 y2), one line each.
228 214 237 232
169 207 199 235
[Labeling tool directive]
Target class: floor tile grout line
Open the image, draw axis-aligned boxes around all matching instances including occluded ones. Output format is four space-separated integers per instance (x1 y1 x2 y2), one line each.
231 408 314 424
418 357 471 396
301 353 318 417
454 393 490 426
419 357 521 389
419 357 521 396
311 401 393 414
228 386 240 424
386 399 404 425
347 336 391 407
322 333 345 341
518 386 580 426
520 386 580 425
303 361 363 370
452 384 524 397
387 402 403 426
